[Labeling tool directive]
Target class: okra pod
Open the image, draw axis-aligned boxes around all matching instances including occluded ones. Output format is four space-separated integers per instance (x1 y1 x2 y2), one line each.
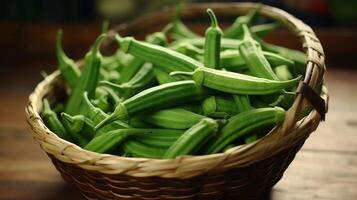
95 80 208 130
164 118 218 159
100 62 156 99
206 107 285 154
118 31 167 83
84 129 149 153
122 140 167 159
41 98 72 141
250 22 280 38
140 108 205 129
204 9 223 69
223 4 261 38
239 24 278 80
65 34 106 115
115 34 203 72
202 96 239 116
275 65 293 81
56 30 81 89
171 67 301 95
82 92 131 136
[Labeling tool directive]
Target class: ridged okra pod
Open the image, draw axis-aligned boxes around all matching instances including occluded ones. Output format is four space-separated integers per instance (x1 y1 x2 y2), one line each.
204 9 223 69
118 31 168 83
238 24 278 80
56 30 81 89
82 92 130 136
219 49 294 71
115 35 203 72
95 80 208 130
223 4 261 38
164 118 218 159
122 140 167 159
202 96 239 116
65 34 106 115
140 108 205 129
250 22 280 38
258 38 307 73
206 107 285 154
100 62 156 99
61 113 93 147
170 3 200 39
41 98 72 141
171 67 300 95
84 129 149 153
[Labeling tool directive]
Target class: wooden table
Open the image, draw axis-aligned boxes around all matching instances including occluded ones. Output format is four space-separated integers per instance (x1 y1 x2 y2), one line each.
1 62 356 199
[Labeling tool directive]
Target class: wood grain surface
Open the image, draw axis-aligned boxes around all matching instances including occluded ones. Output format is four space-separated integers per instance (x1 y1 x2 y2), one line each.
0 60 356 199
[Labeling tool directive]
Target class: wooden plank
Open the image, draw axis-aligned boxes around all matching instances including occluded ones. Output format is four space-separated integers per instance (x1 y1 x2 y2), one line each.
272 150 357 200
302 68 357 152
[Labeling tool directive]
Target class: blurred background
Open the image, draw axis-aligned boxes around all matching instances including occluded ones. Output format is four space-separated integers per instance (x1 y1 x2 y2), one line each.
1 0 356 71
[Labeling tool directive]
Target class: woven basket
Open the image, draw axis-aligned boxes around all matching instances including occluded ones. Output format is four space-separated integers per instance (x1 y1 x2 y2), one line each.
26 3 328 200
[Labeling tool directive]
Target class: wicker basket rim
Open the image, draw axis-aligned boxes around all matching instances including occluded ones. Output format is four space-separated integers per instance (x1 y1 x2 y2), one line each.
25 2 328 179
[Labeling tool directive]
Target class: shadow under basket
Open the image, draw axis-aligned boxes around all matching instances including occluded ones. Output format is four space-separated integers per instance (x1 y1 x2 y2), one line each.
26 3 328 200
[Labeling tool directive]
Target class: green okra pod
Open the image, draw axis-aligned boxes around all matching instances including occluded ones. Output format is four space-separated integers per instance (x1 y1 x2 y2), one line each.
250 22 280 38
223 4 261 38
233 94 251 113
164 118 218 159
61 113 93 147
122 140 167 159
258 38 307 73
239 24 278 80
100 62 156 99
95 80 208 130
115 34 203 72
202 96 239 116
56 30 81 89
219 49 294 72
169 42 203 60
170 3 200 39
140 108 205 129
82 92 131 136
171 37 242 50
206 107 285 154
41 98 72 141
118 31 168 83
171 67 301 95
132 128 184 148
274 65 293 81
204 9 223 69
65 34 106 115
84 129 149 153
153 66 181 84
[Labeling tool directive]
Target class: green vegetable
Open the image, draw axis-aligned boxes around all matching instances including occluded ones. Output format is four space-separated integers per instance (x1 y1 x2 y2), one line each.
65 34 106 115
140 108 205 129
84 129 149 153
56 30 81 89
239 24 278 80
206 107 285 154
164 118 218 159
202 96 239 116
250 22 280 38
171 67 301 95
223 4 261 38
41 98 72 141
123 140 167 159
204 9 223 69
95 80 208 130
115 34 203 72
100 62 156 99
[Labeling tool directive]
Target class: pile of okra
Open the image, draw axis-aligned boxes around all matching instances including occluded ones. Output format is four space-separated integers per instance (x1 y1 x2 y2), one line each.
41 6 308 159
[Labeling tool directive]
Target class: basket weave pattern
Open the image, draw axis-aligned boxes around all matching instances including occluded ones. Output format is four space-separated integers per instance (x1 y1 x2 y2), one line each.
26 3 328 199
